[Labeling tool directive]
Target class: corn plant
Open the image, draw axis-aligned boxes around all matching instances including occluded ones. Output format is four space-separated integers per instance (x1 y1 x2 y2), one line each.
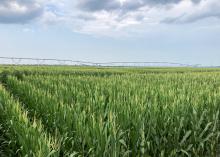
1 68 220 157
0 85 59 157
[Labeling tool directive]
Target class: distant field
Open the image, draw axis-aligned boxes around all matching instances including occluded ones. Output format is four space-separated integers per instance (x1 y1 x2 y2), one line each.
0 66 220 157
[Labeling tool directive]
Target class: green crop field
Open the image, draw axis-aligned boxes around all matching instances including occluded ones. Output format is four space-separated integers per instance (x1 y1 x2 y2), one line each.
1 66 220 157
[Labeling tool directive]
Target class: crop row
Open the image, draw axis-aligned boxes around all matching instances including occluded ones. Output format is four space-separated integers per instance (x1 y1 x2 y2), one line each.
0 84 58 157
3 71 220 156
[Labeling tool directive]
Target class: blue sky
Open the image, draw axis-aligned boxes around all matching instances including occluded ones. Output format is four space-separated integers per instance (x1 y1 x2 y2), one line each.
0 0 220 66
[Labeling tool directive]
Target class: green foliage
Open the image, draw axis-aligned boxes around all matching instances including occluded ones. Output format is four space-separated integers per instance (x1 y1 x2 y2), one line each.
1 66 220 156
0 70 10 85
0 85 59 157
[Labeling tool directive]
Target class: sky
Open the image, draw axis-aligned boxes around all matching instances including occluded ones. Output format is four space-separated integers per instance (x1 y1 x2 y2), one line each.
0 0 220 66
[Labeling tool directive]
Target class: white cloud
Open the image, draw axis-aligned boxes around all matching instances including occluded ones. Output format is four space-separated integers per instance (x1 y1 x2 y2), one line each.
163 0 220 23
62 0 220 36
0 0 43 23
0 0 220 36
